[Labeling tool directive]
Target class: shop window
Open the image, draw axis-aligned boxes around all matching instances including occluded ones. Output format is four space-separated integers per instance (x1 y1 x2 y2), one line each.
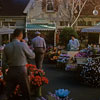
2 22 9 26
46 0 54 12
60 21 68 26
60 21 65 26
77 21 86 26
65 21 68 26
2 22 16 26
87 21 92 26
10 22 16 26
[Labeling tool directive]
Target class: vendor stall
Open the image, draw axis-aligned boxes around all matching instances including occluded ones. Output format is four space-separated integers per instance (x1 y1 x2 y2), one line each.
81 24 100 44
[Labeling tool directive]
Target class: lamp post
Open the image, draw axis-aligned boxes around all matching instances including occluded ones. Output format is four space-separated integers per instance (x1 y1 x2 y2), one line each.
54 21 57 47
93 5 100 16
93 5 100 44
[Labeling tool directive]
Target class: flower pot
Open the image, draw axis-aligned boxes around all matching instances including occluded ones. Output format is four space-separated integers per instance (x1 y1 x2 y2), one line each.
35 87 42 97
31 86 42 97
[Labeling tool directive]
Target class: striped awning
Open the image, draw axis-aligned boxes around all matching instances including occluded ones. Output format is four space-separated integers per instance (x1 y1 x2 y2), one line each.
81 25 100 33
26 24 56 31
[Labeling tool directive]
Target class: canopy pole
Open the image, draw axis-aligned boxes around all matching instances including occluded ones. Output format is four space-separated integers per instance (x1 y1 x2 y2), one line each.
99 33 100 44
25 30 28 38
0 35 2 45
8 34 11 42
54 22 57 47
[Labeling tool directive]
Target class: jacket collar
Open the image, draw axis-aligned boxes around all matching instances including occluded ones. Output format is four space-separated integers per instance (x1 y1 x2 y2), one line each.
13 39 20 42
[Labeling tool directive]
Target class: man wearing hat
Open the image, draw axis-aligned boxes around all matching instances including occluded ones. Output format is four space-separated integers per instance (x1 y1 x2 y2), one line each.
32 31 46 69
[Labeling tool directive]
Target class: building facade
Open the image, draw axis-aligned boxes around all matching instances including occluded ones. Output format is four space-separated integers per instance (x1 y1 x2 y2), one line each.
0 0 29 44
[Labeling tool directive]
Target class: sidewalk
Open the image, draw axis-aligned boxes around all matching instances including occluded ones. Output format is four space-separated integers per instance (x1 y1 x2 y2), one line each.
43 63 100 100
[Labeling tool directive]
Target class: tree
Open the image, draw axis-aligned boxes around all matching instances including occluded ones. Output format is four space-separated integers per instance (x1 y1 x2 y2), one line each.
59 27 78 46
56 0 88 27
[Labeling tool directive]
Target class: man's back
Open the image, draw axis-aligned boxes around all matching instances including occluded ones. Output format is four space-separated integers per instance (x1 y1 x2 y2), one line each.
32 36 46 49
4 39 35 66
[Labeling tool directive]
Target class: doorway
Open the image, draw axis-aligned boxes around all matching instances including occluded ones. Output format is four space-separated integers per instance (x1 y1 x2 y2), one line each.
88 33 99 44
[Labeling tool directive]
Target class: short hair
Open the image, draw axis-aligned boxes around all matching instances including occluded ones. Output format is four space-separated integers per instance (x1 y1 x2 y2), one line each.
13 29 23 38
71 35 75 37
71 35 76 38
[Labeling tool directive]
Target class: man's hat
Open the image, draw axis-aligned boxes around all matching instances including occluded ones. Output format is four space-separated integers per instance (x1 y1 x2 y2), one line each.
35 31 41 34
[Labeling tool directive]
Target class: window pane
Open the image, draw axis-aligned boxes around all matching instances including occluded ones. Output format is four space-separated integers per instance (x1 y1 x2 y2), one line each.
46 0 54 11
60 21 64 26
87 21 92 26
10 22 16 26
2 22 8 26
78 21 86 26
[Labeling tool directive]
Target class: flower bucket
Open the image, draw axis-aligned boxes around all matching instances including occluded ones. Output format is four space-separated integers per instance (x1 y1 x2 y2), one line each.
35 87 42 97
76 57 87 64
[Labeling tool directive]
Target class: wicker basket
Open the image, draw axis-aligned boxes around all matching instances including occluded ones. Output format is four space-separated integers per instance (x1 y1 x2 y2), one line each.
76 57 87 64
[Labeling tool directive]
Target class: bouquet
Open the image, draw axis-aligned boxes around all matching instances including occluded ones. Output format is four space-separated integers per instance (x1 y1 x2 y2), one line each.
26 64 49 87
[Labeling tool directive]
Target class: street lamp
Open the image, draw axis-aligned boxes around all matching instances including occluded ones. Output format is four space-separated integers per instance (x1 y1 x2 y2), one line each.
93 5 100 45
93 5 100 16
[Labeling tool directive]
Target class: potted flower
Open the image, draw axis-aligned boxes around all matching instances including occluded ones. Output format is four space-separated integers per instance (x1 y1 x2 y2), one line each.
0 64 49 97
26 64 49 97
48 89 71 100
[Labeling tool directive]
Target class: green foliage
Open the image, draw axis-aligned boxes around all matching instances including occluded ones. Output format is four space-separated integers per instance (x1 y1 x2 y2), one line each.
59 27 78 46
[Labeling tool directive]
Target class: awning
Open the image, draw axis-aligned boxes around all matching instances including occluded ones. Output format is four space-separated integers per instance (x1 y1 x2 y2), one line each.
81 25 100 33
26 24 56 31
0 27 14 35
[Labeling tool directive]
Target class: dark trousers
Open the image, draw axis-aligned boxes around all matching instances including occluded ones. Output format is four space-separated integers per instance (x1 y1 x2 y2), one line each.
34 48 45 69
0 66 31 100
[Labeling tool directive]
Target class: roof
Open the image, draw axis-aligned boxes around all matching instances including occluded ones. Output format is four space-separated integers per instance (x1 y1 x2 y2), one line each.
0 0 30 16
26 24 56 31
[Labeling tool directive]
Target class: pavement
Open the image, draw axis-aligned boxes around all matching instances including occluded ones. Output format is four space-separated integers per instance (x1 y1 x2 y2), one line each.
42 62 100 100
3 61 100 100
